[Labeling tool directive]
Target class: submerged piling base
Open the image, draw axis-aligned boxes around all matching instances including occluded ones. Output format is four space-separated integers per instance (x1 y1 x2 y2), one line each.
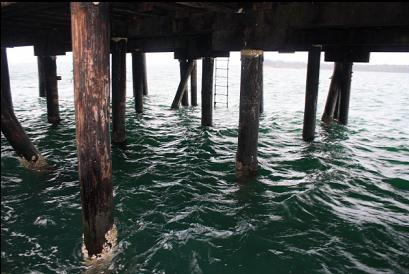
236 50 263 175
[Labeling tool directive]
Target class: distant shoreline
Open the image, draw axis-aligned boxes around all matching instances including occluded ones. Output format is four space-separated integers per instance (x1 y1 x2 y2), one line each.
264 60 409 73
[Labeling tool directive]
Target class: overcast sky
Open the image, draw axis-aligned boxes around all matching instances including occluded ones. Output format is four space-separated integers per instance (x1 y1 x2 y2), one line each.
5 46 409 66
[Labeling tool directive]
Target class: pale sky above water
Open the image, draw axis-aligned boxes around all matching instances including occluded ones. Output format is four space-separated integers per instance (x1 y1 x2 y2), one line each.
5 46 409 66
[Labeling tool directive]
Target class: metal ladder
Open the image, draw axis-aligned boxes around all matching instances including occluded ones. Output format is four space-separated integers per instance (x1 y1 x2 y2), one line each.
213 57 230 108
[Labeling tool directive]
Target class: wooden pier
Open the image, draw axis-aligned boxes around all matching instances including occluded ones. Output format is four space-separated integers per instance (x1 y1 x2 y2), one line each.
2 2 408 257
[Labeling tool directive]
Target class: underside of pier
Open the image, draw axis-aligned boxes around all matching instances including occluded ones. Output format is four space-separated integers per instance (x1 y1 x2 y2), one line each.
2 1 409 258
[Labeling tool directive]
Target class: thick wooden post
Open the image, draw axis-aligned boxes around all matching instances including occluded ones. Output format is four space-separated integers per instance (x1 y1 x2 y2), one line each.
339 63 353 125
179 59 189 106
37 56 46 97
236 50 263 175
191 60 198 106
132 51 143 113
322 63 342 123
71 2 114 258
43 56 60 124
201 58 214 126
111 39 127 144
334 93 340 121
302 46 321 142
171 60 194 109
142 53 148 96
1 48 45 169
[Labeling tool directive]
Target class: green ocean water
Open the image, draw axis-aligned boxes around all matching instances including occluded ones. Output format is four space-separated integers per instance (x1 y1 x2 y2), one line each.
1 53 409 273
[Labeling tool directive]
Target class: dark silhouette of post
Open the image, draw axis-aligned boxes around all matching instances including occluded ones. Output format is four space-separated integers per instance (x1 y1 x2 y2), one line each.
37 56 46 97
43 56 60 124
339 63 353 125
142 53 148 96
111 38 127 144
171 60 194 109
132 51 144 113
302 46 321 141
201 58 214 126
191 60 198 106
179 59 189 106
322 63 343 124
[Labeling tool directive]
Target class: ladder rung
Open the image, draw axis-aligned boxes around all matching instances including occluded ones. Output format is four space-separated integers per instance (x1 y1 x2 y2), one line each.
215 76 228 79
215 68 228 70
215 85 228 87
214 94 228 97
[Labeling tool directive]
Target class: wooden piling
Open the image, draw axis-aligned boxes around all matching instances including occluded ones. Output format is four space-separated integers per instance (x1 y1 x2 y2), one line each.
132 51 144 113
260 53 264 114
37 56 46 97
111 39 127 144
179 59 189 106
190 60 198 106
339 62 353 125
236 50 263 175
71 2 113 258
142 53 148 96
334 92 340 121
322 63 342 123
171 60 194 109
1 48 45 169
302 46 321 142
43 56 60 124
201 57 214 126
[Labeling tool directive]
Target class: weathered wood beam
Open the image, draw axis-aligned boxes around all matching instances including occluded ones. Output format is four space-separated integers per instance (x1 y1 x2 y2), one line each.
236 50 263 175
171 60 194 109
71 2 114 258
325 48 370 63
175 2 239 13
